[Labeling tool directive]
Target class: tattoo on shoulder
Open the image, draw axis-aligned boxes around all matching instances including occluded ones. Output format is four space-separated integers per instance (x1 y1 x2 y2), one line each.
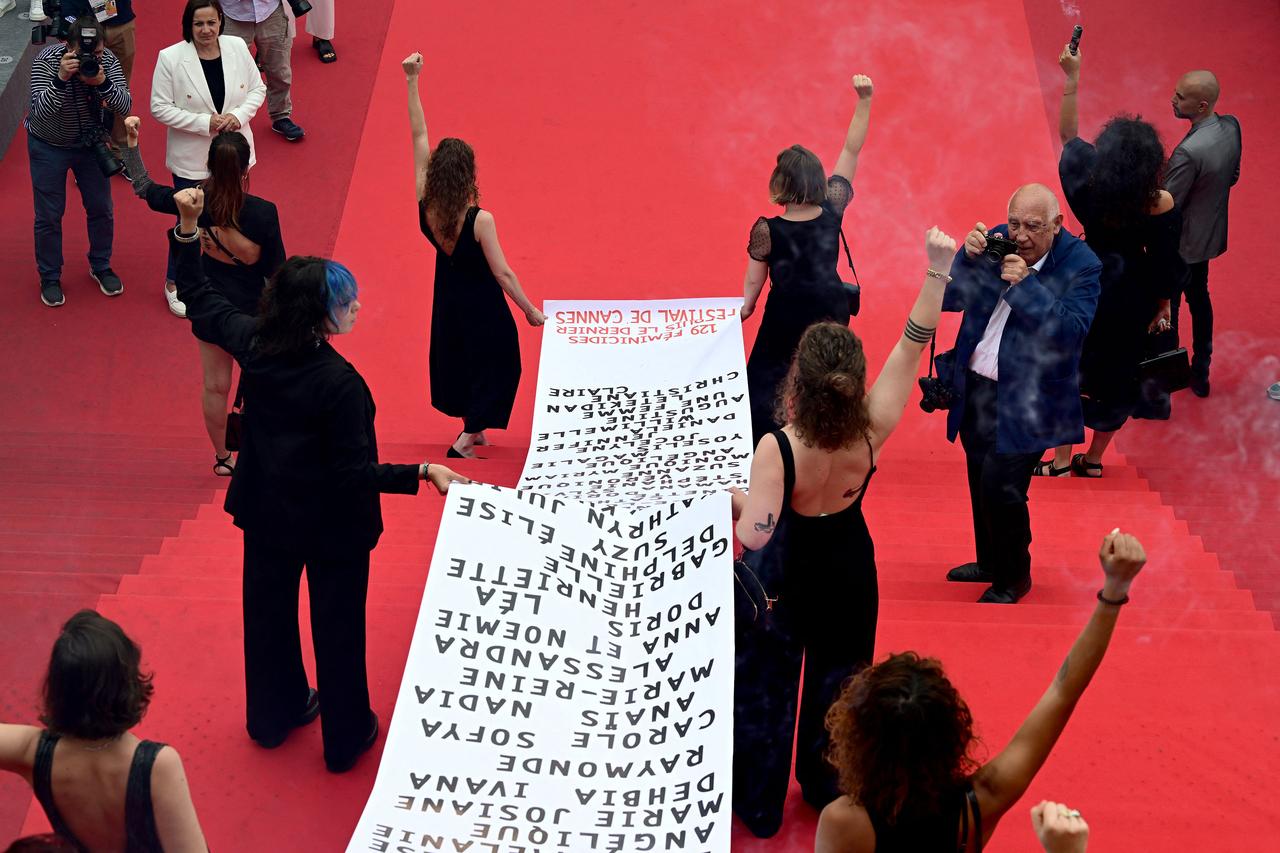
1055 654 1070 685
753 513 776 534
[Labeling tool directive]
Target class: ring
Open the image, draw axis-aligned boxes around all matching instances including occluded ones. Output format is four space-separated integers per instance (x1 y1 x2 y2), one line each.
1068 809 1082 818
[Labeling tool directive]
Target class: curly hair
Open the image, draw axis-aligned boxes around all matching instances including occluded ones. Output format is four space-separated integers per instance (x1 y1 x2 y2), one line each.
775 322 870 451
41 610 154 741
255 257 357 355
1089 115 1166 232
423 138 479 242
825 652 980 825
769 144 827 206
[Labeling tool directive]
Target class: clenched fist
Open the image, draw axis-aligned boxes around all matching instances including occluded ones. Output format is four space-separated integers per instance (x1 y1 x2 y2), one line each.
852 74 874 100
925 227 957 272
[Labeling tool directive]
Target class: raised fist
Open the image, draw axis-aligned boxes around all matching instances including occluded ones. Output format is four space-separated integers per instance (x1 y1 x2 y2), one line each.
402 52 423 78
852 74 874 100
925 227 957 271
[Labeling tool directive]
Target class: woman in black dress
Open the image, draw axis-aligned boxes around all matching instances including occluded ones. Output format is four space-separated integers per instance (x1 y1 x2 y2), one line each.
743 74 874 444
729 228 959 838
816 532 1147 852
1034 45 1183 479
0 610 208 851
402 52 545 459
168 186 467 773
123 116 284 477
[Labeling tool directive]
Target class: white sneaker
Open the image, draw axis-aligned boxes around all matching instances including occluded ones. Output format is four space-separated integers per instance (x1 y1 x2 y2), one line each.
1268 382 1280 401
165 282 187 318
29 0 46 22
0 2 19 21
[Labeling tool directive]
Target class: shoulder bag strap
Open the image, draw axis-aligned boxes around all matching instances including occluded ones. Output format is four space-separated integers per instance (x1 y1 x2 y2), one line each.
203 225 249 267
231 372 245 412
967 786 983 852
838 227 862 288
926 332 937 379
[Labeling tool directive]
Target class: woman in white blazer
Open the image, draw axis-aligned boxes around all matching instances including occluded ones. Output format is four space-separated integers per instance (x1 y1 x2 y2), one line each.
152 0 265 314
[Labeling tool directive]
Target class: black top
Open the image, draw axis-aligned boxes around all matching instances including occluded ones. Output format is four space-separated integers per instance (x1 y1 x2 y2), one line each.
866 784 980 853
171 234 421 554
33 731 166 853
745 175 854 441
200 56 226 114
124 145 285 316
1059 137 1185 403
418 203 521 430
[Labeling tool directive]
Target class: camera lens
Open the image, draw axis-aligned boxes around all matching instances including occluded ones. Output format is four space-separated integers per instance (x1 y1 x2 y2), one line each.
80 55 100 78
289 0 313 15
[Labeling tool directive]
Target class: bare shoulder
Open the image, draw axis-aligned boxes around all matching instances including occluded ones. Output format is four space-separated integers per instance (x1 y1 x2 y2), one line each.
816 797 875 853
149 743 189 785
474 209 495 228
1149 189 1175 215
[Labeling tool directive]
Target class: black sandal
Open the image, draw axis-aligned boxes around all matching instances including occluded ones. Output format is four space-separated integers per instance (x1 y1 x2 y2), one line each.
214 452 235 476
1070 452 1103 478
1032 459 1072 477
312 38 337 63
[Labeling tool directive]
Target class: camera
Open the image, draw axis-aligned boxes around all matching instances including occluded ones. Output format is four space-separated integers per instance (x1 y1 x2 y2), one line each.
982 233 1020 264
76 25 100 79
287 0 313 16
82 129 123 178
918 376 954 413
31 0 71 44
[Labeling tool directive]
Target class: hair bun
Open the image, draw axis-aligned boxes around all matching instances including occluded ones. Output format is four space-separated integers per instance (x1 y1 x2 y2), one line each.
826 372 857 399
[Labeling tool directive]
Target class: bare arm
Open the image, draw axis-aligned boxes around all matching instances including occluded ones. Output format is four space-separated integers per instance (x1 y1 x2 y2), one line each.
474 210 545 326
832 75 874 183
1057 44 1081 145
0 724 40 782
816 799 876 853
150 747 210 853
733 433 785 551
402 53 431 201
974 531 1147 835
865 228 956 447
741 260 768 321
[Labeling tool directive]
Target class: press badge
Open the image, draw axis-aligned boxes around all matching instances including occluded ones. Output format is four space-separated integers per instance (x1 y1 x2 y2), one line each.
90 1 119 23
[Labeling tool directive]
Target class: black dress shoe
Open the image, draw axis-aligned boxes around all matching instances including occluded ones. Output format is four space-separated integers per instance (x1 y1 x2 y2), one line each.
977 578 1032 604
946 562 993 583
252 688 320 748
326 711 380 773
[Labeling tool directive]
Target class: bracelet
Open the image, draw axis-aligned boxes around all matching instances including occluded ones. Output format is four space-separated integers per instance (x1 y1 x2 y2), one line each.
904 318 935 343
420 462 431 480
925 268 952 283
173 226 200 243
1097 589 1129 606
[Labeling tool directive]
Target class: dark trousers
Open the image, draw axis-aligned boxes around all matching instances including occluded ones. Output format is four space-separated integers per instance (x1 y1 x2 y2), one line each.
242 533 372 767
959 373 1042 591
1171 260 1212 378
165 174 203 281
732 599 872 837
28 133 114 280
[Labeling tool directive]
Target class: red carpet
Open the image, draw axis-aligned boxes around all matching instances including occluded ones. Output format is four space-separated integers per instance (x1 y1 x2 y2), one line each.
1 1 1277 850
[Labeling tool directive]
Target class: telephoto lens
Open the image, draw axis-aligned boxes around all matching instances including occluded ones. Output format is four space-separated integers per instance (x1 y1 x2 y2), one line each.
288 0 312 15
86 135 123 177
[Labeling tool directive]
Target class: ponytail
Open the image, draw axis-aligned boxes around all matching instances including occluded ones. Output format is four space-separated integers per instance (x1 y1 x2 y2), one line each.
203 131 249 230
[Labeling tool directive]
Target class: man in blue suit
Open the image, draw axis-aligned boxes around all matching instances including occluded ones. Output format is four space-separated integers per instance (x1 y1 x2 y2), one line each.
941 184 1101 603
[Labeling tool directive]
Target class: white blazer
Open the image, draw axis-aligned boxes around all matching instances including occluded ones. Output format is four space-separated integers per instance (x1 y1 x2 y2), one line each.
151 36 266 180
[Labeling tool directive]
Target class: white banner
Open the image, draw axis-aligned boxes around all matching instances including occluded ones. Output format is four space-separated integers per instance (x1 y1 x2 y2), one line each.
348 299 750 853
518 299 752 508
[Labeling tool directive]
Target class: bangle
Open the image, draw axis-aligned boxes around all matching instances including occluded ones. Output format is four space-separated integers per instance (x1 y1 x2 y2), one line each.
925 268 952 283
1097 589 1129 606
173 226 199 243
420 462 430 480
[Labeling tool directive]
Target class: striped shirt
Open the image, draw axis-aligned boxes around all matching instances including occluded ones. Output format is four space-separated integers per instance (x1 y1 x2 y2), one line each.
25 42 132 148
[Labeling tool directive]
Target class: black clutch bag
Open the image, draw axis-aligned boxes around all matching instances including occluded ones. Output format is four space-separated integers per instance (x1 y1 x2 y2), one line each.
1138 345 1191 394
838 227 861 317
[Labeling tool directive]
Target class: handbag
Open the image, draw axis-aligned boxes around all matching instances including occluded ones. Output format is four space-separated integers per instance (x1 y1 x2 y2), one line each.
733 431 795 625
224 376 245 452
838 227 862 317
1138 344 1191 394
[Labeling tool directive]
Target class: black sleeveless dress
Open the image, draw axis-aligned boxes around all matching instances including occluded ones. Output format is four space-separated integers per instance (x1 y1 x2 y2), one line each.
419 203 522 433
745 176 854 443
33 731 167 852
732 429 879 838
867 784 982 853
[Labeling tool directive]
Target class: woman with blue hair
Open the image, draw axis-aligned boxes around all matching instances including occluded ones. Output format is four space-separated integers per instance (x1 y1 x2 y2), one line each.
168 185 468 773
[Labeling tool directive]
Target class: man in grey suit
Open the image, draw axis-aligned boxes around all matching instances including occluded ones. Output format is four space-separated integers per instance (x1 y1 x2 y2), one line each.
1165 70 1242 397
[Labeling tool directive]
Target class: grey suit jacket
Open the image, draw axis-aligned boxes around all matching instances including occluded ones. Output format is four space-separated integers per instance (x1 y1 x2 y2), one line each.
1164 113 1242 263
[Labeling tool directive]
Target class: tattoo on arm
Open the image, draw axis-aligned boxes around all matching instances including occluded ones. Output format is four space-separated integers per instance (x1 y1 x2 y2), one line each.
1054 654 1070 686
904 318 936 343
753 513 776 534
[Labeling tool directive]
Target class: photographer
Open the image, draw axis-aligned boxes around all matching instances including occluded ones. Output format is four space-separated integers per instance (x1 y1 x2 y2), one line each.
937 184 1100 603
26 14 131 307
58 1 137 155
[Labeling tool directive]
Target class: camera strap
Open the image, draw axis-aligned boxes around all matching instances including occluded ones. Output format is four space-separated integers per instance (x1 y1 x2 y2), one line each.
838 227 861 288
926 332 938 378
